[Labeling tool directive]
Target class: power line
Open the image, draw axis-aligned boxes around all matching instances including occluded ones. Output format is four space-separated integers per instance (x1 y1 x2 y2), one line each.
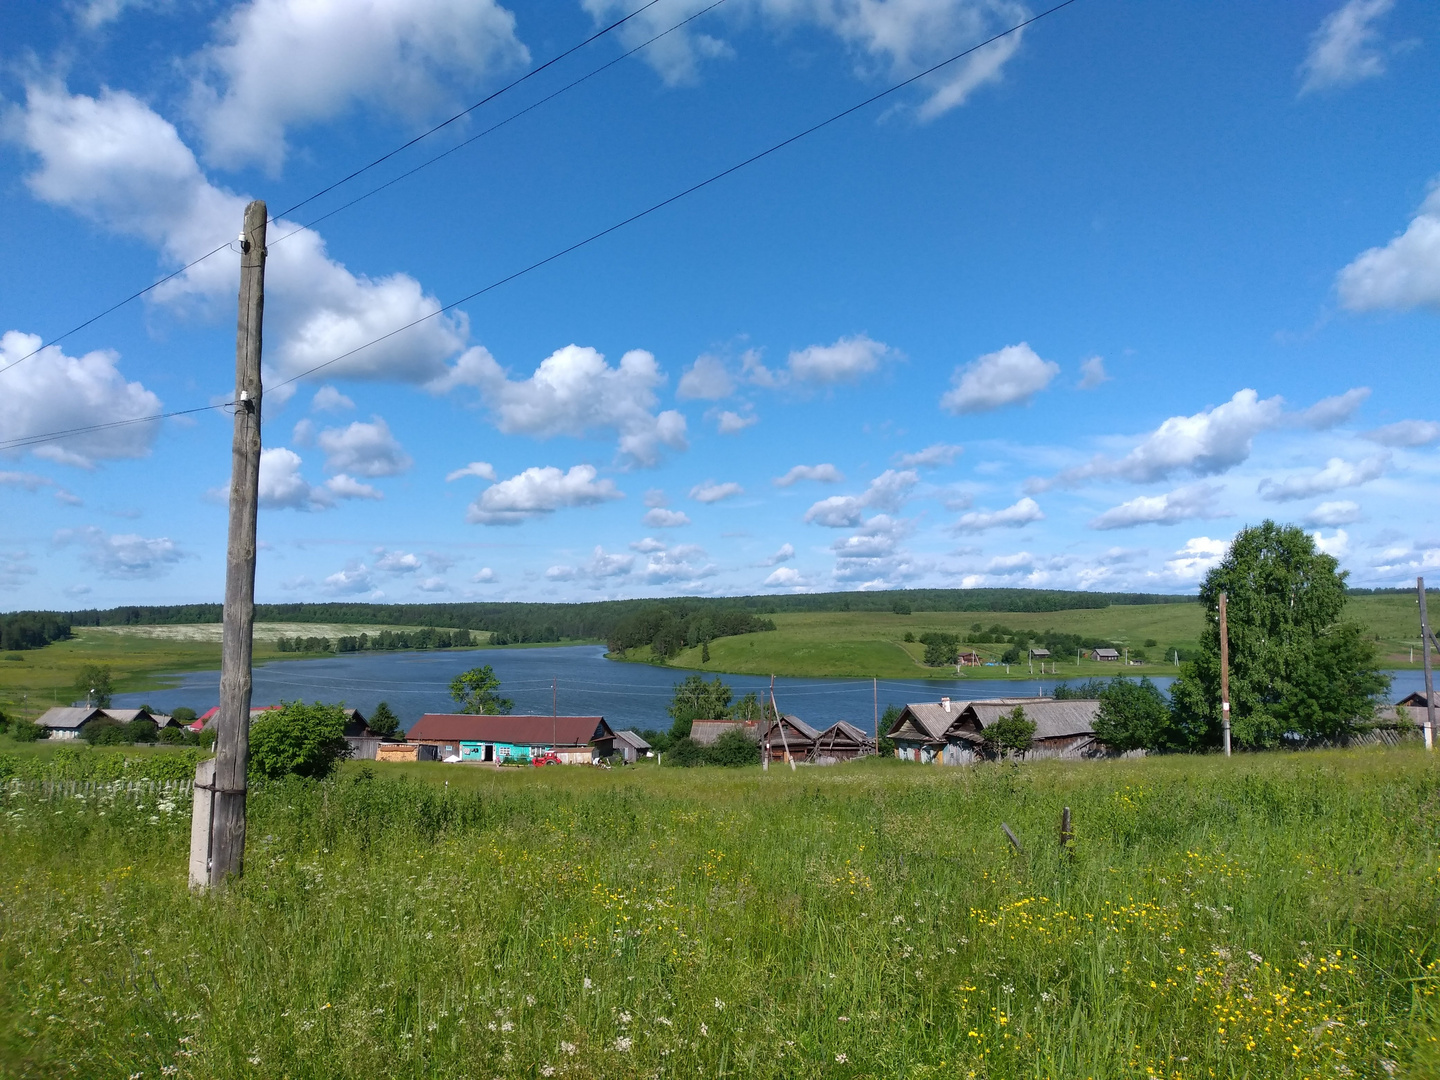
268 0 733 253
272 0 1079 392
0 403 232 453
4 0 1079 451
0 0 669 376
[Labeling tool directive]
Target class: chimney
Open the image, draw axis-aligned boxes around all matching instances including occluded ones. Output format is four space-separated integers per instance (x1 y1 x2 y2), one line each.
941 696 951 713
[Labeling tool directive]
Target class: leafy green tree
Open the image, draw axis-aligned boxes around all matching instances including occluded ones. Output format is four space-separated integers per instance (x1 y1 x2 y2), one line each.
1093 676 1171 753
1170 522 1389 749
666 675 732 741
1000 644 1022 665
128 718 158 744
981 705 1036 759
1052 678 1110 700
448 666 514 715
878 703 902 756
171 707 197 724
706 728 760 767
666 736 706 767
701 640 710 664
892 600 912 615
248 701 351 780
157 726 194 745
75 664 114 708
368 700 401 738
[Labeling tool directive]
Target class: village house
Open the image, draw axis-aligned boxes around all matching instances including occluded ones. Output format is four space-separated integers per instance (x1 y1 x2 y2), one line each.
1091 648 1121 662
405 713 616 764
1028 648 1051 661
762 713 819 763
955 650 983 669
885 696 1106 764
32 705 162 740
811 720 874 763
612 729 652 763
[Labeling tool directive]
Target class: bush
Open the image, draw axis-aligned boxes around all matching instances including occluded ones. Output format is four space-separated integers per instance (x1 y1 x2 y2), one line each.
903 631 914 643
9 717 45 742
171 707 198 724
665 736 705 767
1000 644 1022 665
157 726 195 745
706 728 760 767
129 718 159 744
248 701 351 780
82 718 132 745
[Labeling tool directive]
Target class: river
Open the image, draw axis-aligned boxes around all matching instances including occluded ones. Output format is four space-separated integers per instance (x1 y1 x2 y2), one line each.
109 645 1429 738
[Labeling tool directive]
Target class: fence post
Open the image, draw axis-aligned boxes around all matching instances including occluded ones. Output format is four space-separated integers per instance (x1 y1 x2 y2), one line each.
189 760 217 890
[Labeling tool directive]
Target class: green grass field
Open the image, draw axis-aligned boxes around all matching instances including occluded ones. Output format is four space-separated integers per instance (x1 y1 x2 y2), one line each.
1 747 1438 1078
631 593 1434 680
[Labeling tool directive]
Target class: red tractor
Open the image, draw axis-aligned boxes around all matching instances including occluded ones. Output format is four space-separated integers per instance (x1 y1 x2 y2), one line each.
532 751 561 767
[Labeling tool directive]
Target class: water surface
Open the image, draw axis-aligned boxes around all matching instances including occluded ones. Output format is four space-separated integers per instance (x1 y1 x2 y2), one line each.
111 645 1424 738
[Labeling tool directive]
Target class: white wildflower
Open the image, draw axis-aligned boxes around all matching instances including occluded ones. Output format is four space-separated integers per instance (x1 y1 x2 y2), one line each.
500 1021 514 1033
583 978 593 990
619 1011 631 1024
835 1053 848 1063
526 995 536 1007
614 1036 632 1052
655 1017 672 1027
714 999 725 1010
560 1041 577 1055
540 1067 555 1078
700 1022 709 1037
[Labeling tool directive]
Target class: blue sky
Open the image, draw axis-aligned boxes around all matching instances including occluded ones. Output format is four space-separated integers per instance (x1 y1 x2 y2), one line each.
1 0 1438 608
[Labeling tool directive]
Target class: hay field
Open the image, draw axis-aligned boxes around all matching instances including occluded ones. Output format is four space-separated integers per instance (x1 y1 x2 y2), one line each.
2 748 1438 1078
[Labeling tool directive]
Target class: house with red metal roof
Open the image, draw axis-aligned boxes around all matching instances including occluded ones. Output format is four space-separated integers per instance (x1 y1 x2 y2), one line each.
405 713 615 764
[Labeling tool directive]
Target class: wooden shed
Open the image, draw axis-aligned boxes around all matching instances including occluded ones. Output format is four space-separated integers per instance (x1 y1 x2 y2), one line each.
811 720 874 763
941 698 1103 763
376 742 438 763
1092 648 1120 662
762 714 819 764
689 719 760 746
612 729 652 763
955 651 983 668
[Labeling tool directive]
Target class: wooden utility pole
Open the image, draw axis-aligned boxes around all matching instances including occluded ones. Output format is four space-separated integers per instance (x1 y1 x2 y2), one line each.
1218 591 1231 758
191 200 266 890
1418 577 1435 751
873 676 879 756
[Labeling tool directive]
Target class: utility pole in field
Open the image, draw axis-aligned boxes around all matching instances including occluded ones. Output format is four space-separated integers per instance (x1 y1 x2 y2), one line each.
1218 591 1231 758
1418 577 1435 751
190 200 266 890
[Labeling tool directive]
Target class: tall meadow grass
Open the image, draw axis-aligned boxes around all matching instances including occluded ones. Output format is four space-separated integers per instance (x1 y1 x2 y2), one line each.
2 750 1438 1078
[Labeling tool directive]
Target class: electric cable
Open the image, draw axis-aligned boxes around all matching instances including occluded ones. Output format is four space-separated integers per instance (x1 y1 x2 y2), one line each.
3 0 1078 449
0 0 670 375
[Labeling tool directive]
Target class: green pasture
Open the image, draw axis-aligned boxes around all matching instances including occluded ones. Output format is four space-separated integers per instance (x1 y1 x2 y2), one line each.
635 592 1432 680
2 748 1439 1078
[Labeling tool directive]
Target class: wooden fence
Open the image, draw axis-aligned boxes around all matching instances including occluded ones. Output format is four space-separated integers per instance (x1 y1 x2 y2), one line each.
3 778 193 801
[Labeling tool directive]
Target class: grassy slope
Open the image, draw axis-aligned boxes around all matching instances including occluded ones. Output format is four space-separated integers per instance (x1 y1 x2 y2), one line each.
629 593 1430 679
2 750 1437 1078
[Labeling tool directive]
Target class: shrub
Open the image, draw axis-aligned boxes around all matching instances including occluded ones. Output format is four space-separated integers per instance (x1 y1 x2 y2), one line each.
665 736 705 767
9 718 44 742
129 718 159 744
82 718 132 745
157 726 194 745
706 728 760 767
248 701 350 780
903 631 915 643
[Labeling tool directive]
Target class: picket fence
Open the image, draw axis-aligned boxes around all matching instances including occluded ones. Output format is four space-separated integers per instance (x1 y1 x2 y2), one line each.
3 778 193 801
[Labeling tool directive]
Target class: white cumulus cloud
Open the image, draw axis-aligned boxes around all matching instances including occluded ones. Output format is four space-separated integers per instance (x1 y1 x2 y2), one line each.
953 496 1043 533
940 342 1059 414
690 480 743 503
676 353 735 400
441 344 687 466
1337 181 1440 311
764 543 796 566
311 385 354 412
774 463 845 487
188 0 528 171
11 82 472 388
446 461 497 482
0 332 162 468
787 334 893 385
763 566 809 589
584 0 1028 120
1035 389 1285 491
894 444 963 469
1165 536 1229 581
1089 484 1225 531
1296 387 1370 429
716 410 758 434
1364 419 1440 447
1311 529 1351 558
644 508 691 528
316 416 412 476
1258 454 1388 502
1304 500 1363 527
804 469 916 527
256 447 382 509
1077 355 1110 390
466 464 621 525
54 525 185 579
1298 0 1395 95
